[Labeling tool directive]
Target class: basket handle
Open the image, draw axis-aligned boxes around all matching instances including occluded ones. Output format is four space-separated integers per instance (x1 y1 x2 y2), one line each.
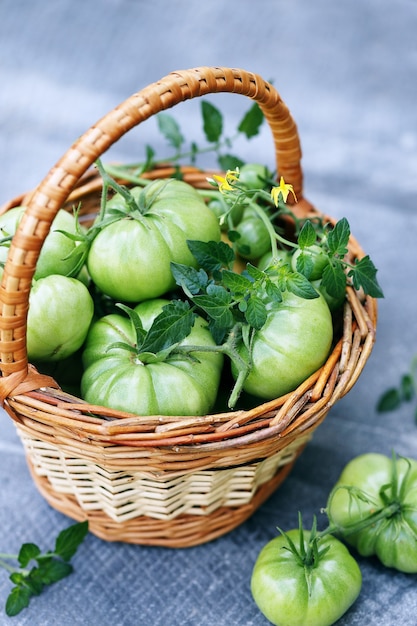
0 66 307 389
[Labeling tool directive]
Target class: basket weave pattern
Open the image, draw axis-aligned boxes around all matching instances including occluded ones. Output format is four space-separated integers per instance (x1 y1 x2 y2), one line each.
0 67 377 547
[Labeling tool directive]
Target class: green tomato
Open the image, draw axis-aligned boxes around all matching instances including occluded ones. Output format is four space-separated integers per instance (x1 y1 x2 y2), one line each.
34 209 82 279
257 249 292 271
87 179 221 302
239 163 269 190
251 530 362 626
81 298 224 416
311 279 346 313
234 215 271 260
207 197 244 229
27 275 94 361
327 453 417 573
0 207 82 280
291 244 329 281
233 291 333 399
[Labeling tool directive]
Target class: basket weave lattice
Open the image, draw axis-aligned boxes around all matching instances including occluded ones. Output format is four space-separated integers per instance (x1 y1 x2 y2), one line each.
0 67 377 547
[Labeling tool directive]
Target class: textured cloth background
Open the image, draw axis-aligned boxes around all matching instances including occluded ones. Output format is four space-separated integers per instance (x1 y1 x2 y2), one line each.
1 1 417 624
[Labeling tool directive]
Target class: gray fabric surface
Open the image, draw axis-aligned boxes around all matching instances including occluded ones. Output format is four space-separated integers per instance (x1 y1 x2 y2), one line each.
1 0 417 624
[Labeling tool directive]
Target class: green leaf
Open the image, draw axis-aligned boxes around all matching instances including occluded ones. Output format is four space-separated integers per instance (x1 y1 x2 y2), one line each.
218 154 245 171
22 568 44 595
221 270 253 295
143 144 156 171
157 113 185 150
294 252 315 279
298 220 317 249
187 239 235 272
140 301 196 354
116 304 147 348
327 217 350 257
237 102 264 139
377 388 402 412
37 559 73 585
54 521 89 562
245 296 267 329
401 374 415 402
192 284 234 328
171 263 209 295
244 263 266 282
264 279 283 303
207 318 228 345
321 262 347 300
18 543 41 568
6 585 32 617
348 255 384 298
286 273 320 299
201 101 223 143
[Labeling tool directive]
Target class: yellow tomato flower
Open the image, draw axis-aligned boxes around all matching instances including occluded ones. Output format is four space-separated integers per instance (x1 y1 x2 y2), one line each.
210 168 240 194
271 176 297 205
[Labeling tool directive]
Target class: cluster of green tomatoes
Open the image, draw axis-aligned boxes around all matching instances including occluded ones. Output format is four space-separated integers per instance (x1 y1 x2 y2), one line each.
0 163 351 415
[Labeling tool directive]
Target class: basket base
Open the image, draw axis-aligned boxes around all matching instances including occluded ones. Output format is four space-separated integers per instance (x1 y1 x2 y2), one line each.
27 455 299 548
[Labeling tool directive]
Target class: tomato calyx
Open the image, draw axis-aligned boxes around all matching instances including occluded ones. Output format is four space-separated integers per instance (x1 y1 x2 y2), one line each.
278 514 331 596
105 301 198 366
325 452 415 539
55 159 152 278
279 455 416 595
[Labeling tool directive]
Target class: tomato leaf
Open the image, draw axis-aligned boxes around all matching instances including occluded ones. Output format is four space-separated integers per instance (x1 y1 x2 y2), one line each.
294 252 315 279
116 304 147 347
298 220 317 249
264 279 283 303
244 263 266 282
221 270 253 294
327 218 350 257
401 374 415 402
218 154 245 171
54 521 89 562
348 255 384 298
139 300 196 354
157 113 184 150
321 262 347 300
171 263 209 296
17 544 41 568
237 102 264 139
5 586 31 617
201 101 223 143
245 296 267 329
286 273 320 299
192 284 234 329
377 388 402 412
36 559 73 585
187 239 235 272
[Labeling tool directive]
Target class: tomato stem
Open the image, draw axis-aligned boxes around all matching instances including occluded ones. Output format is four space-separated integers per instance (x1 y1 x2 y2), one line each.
174 323 252 409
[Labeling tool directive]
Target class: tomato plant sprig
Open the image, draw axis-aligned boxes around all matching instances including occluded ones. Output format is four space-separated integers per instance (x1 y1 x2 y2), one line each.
377 354 417 422
171 238 321 407
103 99 265 185
209 168 384 301
0 521 88 617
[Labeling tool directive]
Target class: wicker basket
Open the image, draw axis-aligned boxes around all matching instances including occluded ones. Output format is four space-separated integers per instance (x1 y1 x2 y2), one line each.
0 67 377 547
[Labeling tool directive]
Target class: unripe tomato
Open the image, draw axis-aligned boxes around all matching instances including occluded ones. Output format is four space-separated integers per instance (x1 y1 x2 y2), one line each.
87 180 221 302
251 530 362 626
291 244 329 281
238 163 269 190
233 291 333 399
234 214 271 260
27 275 94 361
